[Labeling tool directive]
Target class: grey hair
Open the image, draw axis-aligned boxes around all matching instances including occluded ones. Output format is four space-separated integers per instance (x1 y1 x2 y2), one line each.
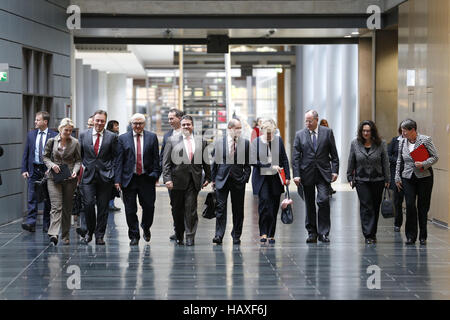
228 118 241 129
400 119 417 131
305 109 319 120
131 113 146 122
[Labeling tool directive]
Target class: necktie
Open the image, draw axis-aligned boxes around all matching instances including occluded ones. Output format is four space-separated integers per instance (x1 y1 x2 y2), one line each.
230 139 236 157
312 131 317 151
136 134 143 175
38 132 44 163
186 136 193 161
94 133 100 156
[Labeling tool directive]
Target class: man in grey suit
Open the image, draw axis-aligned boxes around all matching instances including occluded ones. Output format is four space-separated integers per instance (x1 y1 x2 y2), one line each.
162 115 211 246
79 110 118 245
292 110 339 243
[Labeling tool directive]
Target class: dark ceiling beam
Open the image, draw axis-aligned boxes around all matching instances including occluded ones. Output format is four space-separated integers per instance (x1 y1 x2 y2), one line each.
74 37 359 45
80 13 394 29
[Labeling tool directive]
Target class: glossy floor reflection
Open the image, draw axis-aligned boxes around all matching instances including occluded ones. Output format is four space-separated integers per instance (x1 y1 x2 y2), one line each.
0 185 449 300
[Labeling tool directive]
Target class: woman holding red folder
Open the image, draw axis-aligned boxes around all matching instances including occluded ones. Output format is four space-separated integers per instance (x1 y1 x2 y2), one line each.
395 119 439 246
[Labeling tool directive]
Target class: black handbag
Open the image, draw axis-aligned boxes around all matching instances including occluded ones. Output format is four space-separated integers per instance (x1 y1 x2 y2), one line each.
202 191 216 219
380 187 395 218
281 186 294 224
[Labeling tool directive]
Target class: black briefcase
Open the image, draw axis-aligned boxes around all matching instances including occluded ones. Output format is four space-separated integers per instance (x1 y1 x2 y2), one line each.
380 187 395 219
281 186 294 224
202 191 216 219
72 186 83 215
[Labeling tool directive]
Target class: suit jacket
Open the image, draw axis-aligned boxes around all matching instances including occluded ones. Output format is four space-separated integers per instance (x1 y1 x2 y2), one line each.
21 128 58 175
159 129 173 169
346 139 390 183
43 135 82 180
79 128 118 184
115 130 161 188
211 136 251 190
292 126 339 186
387 136 402 186
162 134 212 191
250 136 291 195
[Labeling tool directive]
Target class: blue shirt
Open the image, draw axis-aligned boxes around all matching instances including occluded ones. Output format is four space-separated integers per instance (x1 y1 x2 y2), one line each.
34 128 48 164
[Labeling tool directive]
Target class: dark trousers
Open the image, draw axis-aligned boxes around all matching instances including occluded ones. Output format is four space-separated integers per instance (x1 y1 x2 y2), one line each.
258 176 281 238
81 174 112 239
402 174 433 241
26 164 50 230
123 175 156 240
303 169 331 236
171 178 199 241
355 181 384 239
393 187 405 228
215 178 245 240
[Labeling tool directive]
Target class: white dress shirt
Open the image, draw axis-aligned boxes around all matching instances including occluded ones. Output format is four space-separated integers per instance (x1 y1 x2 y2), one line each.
183 133 196 159
133 131 144 174
92 129 105 152
34 127 48 164
310 128 318 143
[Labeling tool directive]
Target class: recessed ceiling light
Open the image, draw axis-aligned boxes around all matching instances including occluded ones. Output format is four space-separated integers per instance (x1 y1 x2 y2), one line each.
352 32 360 35
344 35 352 38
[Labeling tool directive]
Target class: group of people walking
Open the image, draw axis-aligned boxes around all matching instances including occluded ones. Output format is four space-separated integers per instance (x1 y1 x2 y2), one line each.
20 108 438 247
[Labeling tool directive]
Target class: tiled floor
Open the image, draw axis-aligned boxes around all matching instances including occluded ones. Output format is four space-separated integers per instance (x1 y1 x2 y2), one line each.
0 185 449 300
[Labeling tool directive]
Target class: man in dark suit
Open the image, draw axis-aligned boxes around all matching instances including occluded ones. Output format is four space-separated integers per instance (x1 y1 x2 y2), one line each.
162 115 211 246
160 108 184 241
79 110 118 245
115 113 161 245
292 110 339 243
211 119 251 245
21 111 58 232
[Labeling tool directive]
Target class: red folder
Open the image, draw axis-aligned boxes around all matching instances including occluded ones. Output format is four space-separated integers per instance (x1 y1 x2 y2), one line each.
410 144 430 171
278 168 286 186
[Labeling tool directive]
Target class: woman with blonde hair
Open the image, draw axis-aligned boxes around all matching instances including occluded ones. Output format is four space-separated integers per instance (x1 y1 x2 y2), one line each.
43 118 81 245
251 119 290 244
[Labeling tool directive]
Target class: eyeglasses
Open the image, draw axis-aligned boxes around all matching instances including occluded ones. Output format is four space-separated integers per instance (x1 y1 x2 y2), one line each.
132 122 145 126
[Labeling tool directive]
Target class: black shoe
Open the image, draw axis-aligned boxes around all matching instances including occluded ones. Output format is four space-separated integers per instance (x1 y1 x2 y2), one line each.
365 238 374 244
318 235 330 243
22 223 36 232
332 189 336 194
130 238 139 246
76 228 87 238
144 230 151 242
213 236 222 244
394 226 401 232
419 239 427 246
49 235 58 246
96 238 105 245
268 238 275 244
233 239 241 245
176 239 184 245
43 228 49 233
186 239 194 246
306 235 318 243
83 234 93 244
170 234 177 241
405 238 415 245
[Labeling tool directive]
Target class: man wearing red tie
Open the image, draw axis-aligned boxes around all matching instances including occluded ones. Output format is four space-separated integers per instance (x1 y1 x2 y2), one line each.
79 110 118 245
162 115 211 246
115 114 161 245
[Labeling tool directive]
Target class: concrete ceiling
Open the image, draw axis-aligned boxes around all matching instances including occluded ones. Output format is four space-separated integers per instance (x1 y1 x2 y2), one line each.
70 0 406 15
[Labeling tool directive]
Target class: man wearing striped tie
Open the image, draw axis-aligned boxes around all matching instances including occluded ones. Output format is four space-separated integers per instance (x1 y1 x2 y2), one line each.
162 115 211 246
115 113 161 246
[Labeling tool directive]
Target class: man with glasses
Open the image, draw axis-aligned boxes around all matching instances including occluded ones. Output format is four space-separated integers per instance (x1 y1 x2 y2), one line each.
292 110 339 243
115 114 161 245
79 110 118 245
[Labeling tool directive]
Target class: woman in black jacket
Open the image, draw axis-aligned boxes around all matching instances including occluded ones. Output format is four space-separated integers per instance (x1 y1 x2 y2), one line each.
347 120 390 244
387 124 404 232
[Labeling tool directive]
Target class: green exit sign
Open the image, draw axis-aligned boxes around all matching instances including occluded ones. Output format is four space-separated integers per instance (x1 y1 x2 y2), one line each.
0 64 8 83
0 72 7 82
